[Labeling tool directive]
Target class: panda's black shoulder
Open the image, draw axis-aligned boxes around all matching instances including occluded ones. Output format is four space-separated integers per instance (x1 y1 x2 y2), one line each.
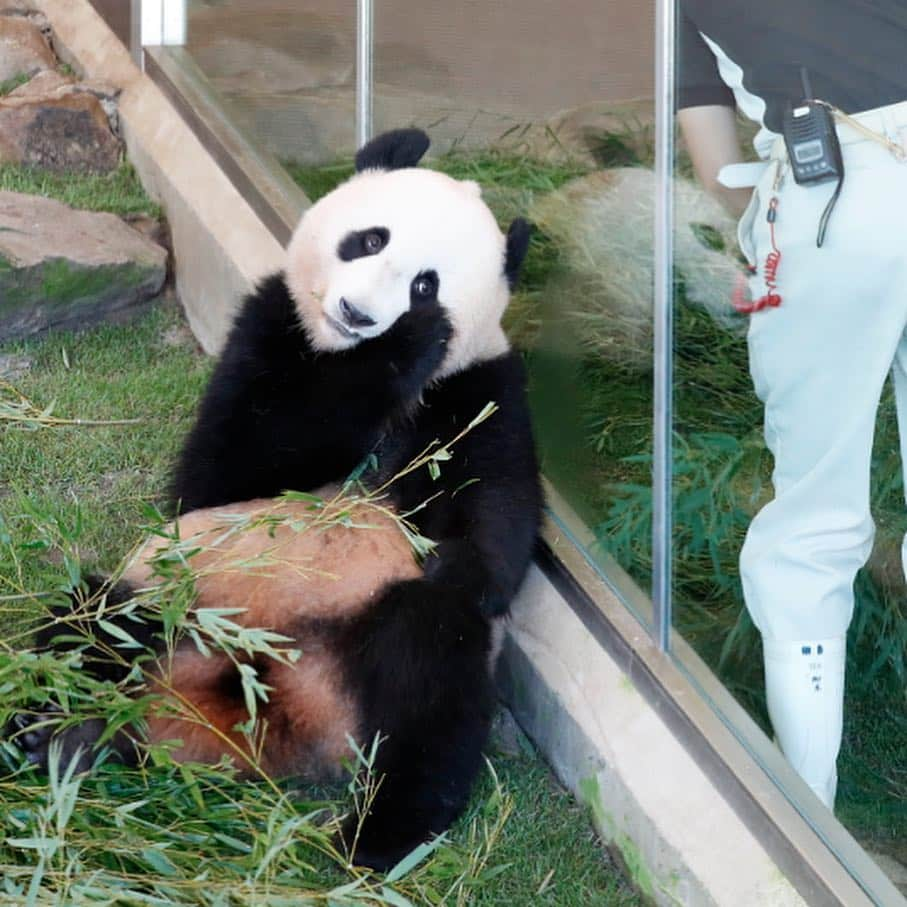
222 272 309 360
432 350 531 418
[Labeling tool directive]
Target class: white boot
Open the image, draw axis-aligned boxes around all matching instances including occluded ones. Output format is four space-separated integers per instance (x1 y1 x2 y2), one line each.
762 637 846 809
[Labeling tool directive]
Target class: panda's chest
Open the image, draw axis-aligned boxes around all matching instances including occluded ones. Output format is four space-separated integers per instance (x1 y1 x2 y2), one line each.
369 402 466 514
368 420 423 489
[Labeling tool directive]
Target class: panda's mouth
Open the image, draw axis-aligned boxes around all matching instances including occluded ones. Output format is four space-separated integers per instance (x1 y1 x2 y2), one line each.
324 314 360 341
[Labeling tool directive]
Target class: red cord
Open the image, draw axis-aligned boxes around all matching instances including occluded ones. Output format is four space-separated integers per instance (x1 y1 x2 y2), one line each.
733 197 783 314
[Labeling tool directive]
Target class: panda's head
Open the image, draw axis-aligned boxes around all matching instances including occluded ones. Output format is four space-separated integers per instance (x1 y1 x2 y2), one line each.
285 129 531 378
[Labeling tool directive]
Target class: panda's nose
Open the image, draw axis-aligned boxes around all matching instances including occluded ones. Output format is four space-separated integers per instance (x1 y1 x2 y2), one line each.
339 297 376 328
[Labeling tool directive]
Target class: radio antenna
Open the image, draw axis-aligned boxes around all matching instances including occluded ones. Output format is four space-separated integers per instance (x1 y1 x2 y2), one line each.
800 66 814 101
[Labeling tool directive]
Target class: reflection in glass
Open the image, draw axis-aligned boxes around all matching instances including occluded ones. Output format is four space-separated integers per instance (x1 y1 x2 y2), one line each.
353 2 659 600
675 0 907 882
186 1 358 163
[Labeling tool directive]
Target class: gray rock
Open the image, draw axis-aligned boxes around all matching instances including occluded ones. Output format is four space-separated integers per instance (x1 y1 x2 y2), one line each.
72 79 122 136
8 71 121 136
122 212 170 252
0 89 122 172
0 7 50 42
0 15 55 83
0 191 168 341
0 3 49 25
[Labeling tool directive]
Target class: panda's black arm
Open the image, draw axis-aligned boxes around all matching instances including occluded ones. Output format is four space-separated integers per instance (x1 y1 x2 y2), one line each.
406 352 543 617
338 360 541 865
171 274 450 513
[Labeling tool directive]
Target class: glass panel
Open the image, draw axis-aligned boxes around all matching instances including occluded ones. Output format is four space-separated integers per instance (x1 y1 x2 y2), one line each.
362 2 659 609
673 0 907 889
185 1 357 164
177 0 657 610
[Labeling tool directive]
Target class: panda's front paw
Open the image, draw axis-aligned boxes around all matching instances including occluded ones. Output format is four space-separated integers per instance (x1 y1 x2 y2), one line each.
6 711 102 773
7 712 54 767
6 709 60 770
388 306 452 381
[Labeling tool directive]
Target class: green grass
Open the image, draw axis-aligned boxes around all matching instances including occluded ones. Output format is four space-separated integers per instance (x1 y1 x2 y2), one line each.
285 150 588 204
0 305 207 624
0 306 639 905
464 751 640 905
284 160 356 204
0 73 30 97
0 161 161 219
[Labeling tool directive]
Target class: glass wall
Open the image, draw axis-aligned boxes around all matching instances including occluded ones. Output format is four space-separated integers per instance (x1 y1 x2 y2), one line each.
672 0 907 888
368 1 658 609
150 0 906 897
176 0 659 607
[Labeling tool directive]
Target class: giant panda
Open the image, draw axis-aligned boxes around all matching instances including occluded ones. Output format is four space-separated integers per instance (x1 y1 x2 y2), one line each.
11 128 542 870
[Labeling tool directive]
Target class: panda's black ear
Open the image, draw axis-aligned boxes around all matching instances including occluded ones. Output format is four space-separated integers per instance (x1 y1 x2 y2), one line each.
504 218 533 290
355 128 431 172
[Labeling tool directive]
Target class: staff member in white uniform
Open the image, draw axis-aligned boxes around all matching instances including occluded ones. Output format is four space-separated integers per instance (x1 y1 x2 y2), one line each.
678 1 907 809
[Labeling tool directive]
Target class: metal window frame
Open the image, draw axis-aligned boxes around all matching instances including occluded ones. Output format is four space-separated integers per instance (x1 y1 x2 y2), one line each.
356 0 374 148
140 0 185 49
652 0 675 653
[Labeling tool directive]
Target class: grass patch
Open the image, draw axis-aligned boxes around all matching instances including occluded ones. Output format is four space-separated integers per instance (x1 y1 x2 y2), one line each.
0 307 637 904
284 160 355 204
0 304 207 614
285 150 588 204
0 73 30 96
463 752 640 905
0 161 161 219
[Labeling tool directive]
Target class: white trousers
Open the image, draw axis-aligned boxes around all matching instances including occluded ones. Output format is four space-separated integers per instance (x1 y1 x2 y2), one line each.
737 102 907 645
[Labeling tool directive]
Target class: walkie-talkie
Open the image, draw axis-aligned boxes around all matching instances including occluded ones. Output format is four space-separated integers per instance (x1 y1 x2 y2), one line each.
782 101 844 185
782 67 843 186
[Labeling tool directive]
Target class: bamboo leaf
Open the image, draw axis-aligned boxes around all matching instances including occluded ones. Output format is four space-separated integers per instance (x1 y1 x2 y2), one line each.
97 619 142 649
383 836 447 883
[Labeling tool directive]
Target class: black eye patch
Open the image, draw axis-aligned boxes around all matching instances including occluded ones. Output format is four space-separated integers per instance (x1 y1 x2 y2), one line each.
410 270 439 304
337 227 390 261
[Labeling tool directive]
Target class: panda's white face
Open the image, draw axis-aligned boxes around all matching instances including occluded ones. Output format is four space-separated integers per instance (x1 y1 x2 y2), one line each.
285 168 511 377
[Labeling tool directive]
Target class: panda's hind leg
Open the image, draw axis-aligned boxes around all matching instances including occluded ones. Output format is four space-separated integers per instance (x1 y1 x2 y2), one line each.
339 577 496 870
